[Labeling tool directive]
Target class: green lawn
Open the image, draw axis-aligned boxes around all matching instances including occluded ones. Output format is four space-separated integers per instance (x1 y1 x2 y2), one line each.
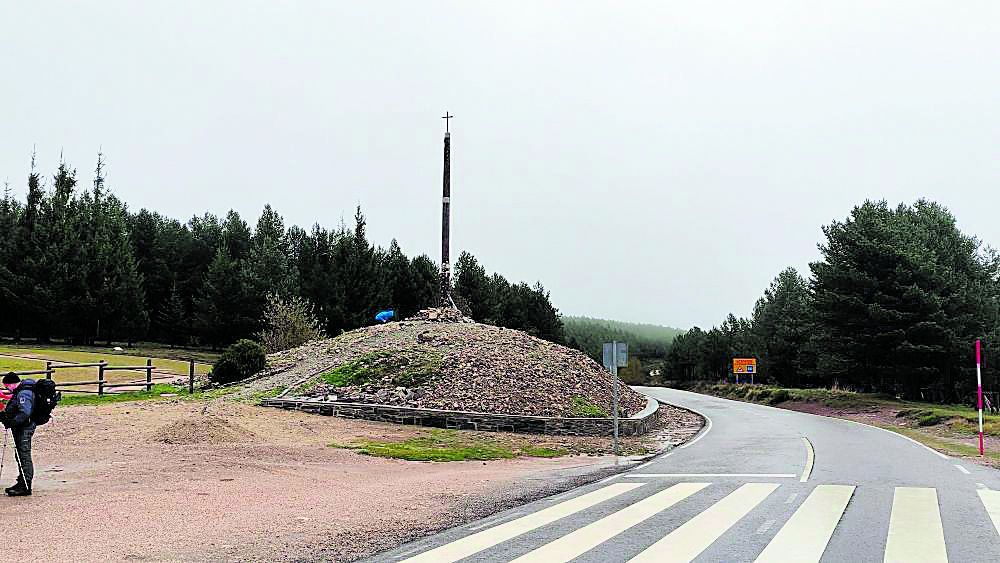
57 384 239 406
0 346 211 374
330 429 567 462
0 356 46 374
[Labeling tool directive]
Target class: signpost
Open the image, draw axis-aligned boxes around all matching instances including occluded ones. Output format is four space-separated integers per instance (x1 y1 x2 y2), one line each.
603 341 628 460
977 339 984 456
733 358 757 384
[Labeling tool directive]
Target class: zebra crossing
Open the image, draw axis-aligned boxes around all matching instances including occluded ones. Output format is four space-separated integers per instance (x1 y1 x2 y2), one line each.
397 481 1000 563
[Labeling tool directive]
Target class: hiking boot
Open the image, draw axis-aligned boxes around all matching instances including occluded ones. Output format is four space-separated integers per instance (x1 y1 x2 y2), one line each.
5 482 30 497
4 480 24 495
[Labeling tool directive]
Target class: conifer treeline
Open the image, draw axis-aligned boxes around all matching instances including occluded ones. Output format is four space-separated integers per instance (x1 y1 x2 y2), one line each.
0 153 564 347
666 200 1000 402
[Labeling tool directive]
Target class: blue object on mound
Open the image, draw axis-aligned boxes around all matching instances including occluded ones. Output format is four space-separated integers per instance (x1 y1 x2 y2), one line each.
375 309 395 323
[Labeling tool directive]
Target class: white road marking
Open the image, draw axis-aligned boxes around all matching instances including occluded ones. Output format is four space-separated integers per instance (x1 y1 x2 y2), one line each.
977 482 988 490
657 405 713 462
800 437 815 482
954 464 970 475
785 492 799 504
400 482 643 563
628 483 780 563
467 511 523 531
625 473 797 478
883 487 947 563
755 519 776 534
832 417 949 460
754 484 855 563
511 483 709 563
979 489 1000 536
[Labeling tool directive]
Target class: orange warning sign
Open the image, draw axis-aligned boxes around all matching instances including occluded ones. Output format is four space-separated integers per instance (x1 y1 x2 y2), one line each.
733 358 757 374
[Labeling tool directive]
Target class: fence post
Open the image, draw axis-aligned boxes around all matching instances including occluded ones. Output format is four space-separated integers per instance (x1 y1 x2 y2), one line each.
98 361 106 397
189 359 195 394
46 360 52 380
146 358 153 393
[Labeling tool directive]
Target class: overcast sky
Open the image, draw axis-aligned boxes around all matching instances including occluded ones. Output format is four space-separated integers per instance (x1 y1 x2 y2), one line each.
2 2 999 329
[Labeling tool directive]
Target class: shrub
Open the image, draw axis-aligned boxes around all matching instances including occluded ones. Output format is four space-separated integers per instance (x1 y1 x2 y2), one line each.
210 339 267 384
257 293 326 353
570 396 609 418
769 389 791 404
918 413 945 426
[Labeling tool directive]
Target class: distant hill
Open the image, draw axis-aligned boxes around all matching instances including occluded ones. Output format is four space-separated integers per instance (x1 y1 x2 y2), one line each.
562 316 686 362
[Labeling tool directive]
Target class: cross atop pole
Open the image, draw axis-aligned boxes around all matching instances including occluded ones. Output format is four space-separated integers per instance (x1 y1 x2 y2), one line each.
439 112 453 306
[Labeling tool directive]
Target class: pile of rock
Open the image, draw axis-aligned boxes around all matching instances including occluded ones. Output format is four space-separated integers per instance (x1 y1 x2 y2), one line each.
404 307 474 323
262 311 648 418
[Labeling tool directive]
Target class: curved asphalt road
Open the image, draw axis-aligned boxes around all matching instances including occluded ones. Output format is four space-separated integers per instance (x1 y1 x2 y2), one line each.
374 387 1000 562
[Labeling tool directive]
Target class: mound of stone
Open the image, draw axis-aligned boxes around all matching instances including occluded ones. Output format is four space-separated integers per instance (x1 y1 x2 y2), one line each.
405 306 474 323
264 308 647 418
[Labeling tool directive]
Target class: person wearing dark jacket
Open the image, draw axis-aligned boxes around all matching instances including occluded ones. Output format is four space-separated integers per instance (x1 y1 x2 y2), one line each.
1 374 36 496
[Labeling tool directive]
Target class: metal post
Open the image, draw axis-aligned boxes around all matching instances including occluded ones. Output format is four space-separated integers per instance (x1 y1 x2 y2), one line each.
189 359 195 394
98 361 106 397
45 361 52 380
145 358 153 393
612 341 620 460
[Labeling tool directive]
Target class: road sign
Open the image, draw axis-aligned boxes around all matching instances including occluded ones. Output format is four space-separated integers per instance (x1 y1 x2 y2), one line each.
733 358 757 374
603 342 628 370
602 341 628 461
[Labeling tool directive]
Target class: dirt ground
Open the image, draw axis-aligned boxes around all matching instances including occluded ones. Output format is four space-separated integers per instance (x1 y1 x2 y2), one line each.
2 399 695 562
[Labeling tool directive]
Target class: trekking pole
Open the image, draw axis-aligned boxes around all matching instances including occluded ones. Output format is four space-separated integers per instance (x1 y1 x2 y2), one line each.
0 429 7 482
9 430 25 488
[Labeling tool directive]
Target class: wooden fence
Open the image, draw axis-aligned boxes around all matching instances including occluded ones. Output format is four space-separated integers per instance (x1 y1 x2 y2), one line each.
4 359 197 396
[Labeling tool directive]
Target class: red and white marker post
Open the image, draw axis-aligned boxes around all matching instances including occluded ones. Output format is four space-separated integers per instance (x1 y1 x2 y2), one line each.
976 339 984 456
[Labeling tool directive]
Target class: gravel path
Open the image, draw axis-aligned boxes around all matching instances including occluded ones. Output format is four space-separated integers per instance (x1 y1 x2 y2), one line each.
3 395 701 562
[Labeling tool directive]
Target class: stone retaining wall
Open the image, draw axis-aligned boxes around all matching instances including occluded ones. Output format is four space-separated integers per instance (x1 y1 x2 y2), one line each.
261 396 660 437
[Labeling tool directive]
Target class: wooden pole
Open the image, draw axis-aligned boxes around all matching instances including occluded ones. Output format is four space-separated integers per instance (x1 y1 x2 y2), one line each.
45 360 52 380
189 359 195 394
98 361 106 396
440 113 452 306
145 358 153 393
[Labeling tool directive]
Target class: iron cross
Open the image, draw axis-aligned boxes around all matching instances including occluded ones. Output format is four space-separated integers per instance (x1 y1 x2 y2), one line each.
442 112 454 133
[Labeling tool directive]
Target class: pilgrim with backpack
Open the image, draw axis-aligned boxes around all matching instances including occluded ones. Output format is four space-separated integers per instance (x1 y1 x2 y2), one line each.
0 373 61 496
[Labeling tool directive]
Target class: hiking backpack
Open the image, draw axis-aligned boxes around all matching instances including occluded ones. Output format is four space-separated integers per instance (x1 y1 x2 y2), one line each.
15 379 61 426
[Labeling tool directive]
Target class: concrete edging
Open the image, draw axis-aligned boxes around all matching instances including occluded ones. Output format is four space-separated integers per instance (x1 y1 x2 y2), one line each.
260 396 662 437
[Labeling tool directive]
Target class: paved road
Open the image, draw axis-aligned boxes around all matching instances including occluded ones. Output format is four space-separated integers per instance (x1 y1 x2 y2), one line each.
374 387 1000 562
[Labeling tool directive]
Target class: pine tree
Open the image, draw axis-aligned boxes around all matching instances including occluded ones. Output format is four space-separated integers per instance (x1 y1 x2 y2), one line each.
35 160 92 341
157 283 189 346
752 267 811 386
245 205 296 325
454 252 496 322
195 248 253 347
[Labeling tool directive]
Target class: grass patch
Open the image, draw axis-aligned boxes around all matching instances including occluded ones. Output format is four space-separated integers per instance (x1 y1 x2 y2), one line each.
0 341 219 364
874 424 1000 462
330 429 567 462
59 384 188 406
245 386 286 403
317 350 444 389
569 396 608 418
690 382 1000 457
0 346 212 376
0 356 46 373
58 384 238 406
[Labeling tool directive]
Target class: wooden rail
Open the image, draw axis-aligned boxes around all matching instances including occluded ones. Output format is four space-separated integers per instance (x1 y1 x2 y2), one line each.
4 357 199 396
